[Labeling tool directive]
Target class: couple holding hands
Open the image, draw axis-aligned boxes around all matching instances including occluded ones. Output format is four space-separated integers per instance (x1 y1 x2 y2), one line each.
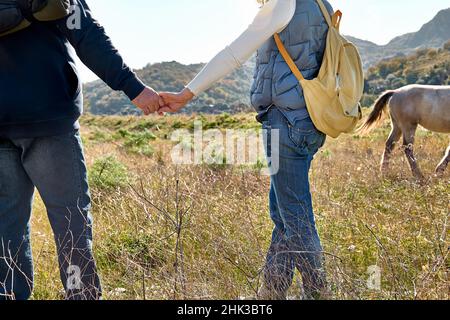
0 0 333 300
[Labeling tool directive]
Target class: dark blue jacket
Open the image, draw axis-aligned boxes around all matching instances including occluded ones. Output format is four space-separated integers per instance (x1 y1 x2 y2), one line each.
0 0 145 138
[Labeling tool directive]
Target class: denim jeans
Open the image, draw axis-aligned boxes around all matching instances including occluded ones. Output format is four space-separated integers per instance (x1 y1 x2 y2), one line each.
261 108 327 299
0 130 101 300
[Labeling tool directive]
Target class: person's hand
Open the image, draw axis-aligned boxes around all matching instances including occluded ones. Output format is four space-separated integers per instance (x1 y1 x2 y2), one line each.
132 86 165 115
159 88 195 114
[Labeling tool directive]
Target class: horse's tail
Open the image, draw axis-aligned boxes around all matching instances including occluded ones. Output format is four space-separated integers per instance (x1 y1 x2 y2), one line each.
358 90 396 134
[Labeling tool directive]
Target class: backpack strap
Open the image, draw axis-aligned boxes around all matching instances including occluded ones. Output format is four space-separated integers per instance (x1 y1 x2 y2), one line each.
16 0 39 23
274 33 305 82
332 10 342 30
316 0 332 27
274 0 338 82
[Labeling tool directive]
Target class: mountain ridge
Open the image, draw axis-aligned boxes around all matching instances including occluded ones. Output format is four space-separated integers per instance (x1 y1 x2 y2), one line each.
84 8 450 115
387 8 450 49
348 8 450 68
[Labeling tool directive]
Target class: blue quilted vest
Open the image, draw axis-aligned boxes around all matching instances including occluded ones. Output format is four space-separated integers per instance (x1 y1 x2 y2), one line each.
251 0 333 116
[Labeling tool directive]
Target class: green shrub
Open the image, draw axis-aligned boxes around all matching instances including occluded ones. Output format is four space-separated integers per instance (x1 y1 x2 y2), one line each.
115 129 156 157
391 77 406 88
89 155 130 190
90 130 113 143
378 63 393 78
404 68 419 84
361 94 377 108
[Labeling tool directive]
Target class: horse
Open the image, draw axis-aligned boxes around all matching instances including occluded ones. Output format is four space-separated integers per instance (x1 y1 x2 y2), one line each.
360 84 450 180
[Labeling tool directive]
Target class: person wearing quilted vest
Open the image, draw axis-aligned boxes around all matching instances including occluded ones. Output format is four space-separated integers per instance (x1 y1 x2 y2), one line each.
159 0 333 300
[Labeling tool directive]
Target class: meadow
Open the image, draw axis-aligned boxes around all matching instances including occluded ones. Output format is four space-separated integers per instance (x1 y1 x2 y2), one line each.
30 113 449 300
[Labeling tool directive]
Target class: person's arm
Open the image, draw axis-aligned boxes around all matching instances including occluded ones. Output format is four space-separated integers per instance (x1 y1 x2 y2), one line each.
159 0 296 112
59 0 162 114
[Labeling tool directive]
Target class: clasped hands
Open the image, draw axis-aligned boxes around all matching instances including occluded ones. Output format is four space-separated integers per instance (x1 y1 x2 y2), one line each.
131 86 194 115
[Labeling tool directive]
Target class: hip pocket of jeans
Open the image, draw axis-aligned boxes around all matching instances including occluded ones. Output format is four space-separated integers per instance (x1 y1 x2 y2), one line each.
288 119 326 153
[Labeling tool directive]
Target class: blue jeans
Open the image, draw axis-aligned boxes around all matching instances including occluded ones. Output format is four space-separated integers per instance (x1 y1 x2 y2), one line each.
0 130 101 300
262 108 326 299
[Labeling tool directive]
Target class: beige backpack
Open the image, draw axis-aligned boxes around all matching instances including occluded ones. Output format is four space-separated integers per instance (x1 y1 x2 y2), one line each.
274 0 364 138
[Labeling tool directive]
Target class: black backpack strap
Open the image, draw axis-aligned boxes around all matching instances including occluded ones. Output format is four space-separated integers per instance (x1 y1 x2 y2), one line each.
16 0 39 23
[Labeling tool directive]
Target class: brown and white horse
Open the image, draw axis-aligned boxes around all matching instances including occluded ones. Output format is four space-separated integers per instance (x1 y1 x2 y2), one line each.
360 85 450 180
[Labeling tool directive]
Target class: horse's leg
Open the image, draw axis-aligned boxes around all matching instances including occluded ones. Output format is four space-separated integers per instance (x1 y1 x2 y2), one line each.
381 121 402 173
435 146 450 177
402 126 425 180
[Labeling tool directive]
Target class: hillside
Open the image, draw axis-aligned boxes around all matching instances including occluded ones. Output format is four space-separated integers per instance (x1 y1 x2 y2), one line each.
364 42 450 95
84 61 254 116
347 36 395 70
387 8 450 50
349 8 450 69
83 8 450 115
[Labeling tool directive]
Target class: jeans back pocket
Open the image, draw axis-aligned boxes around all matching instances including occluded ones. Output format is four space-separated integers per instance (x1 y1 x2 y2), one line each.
288 118 326 154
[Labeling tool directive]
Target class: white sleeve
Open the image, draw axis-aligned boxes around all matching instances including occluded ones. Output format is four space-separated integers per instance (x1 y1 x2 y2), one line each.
186 0 296 96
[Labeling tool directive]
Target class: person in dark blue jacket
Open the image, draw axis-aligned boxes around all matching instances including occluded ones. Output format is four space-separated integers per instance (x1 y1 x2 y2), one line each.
0 0 161 300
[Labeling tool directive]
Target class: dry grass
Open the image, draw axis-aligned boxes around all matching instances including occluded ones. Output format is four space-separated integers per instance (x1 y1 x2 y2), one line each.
30 114 449 300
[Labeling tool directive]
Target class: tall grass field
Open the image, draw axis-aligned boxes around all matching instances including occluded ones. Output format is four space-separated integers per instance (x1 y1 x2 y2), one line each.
30 113 449 300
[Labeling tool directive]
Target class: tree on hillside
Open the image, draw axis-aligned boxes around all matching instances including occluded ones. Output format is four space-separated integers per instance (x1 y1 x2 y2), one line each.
365 42 450 95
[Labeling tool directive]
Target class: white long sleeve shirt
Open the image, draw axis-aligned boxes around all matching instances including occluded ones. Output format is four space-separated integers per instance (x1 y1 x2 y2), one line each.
186 0 296 96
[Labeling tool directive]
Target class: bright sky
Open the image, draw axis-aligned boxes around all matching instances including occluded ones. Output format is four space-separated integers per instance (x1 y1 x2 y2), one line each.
77 0 449 82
